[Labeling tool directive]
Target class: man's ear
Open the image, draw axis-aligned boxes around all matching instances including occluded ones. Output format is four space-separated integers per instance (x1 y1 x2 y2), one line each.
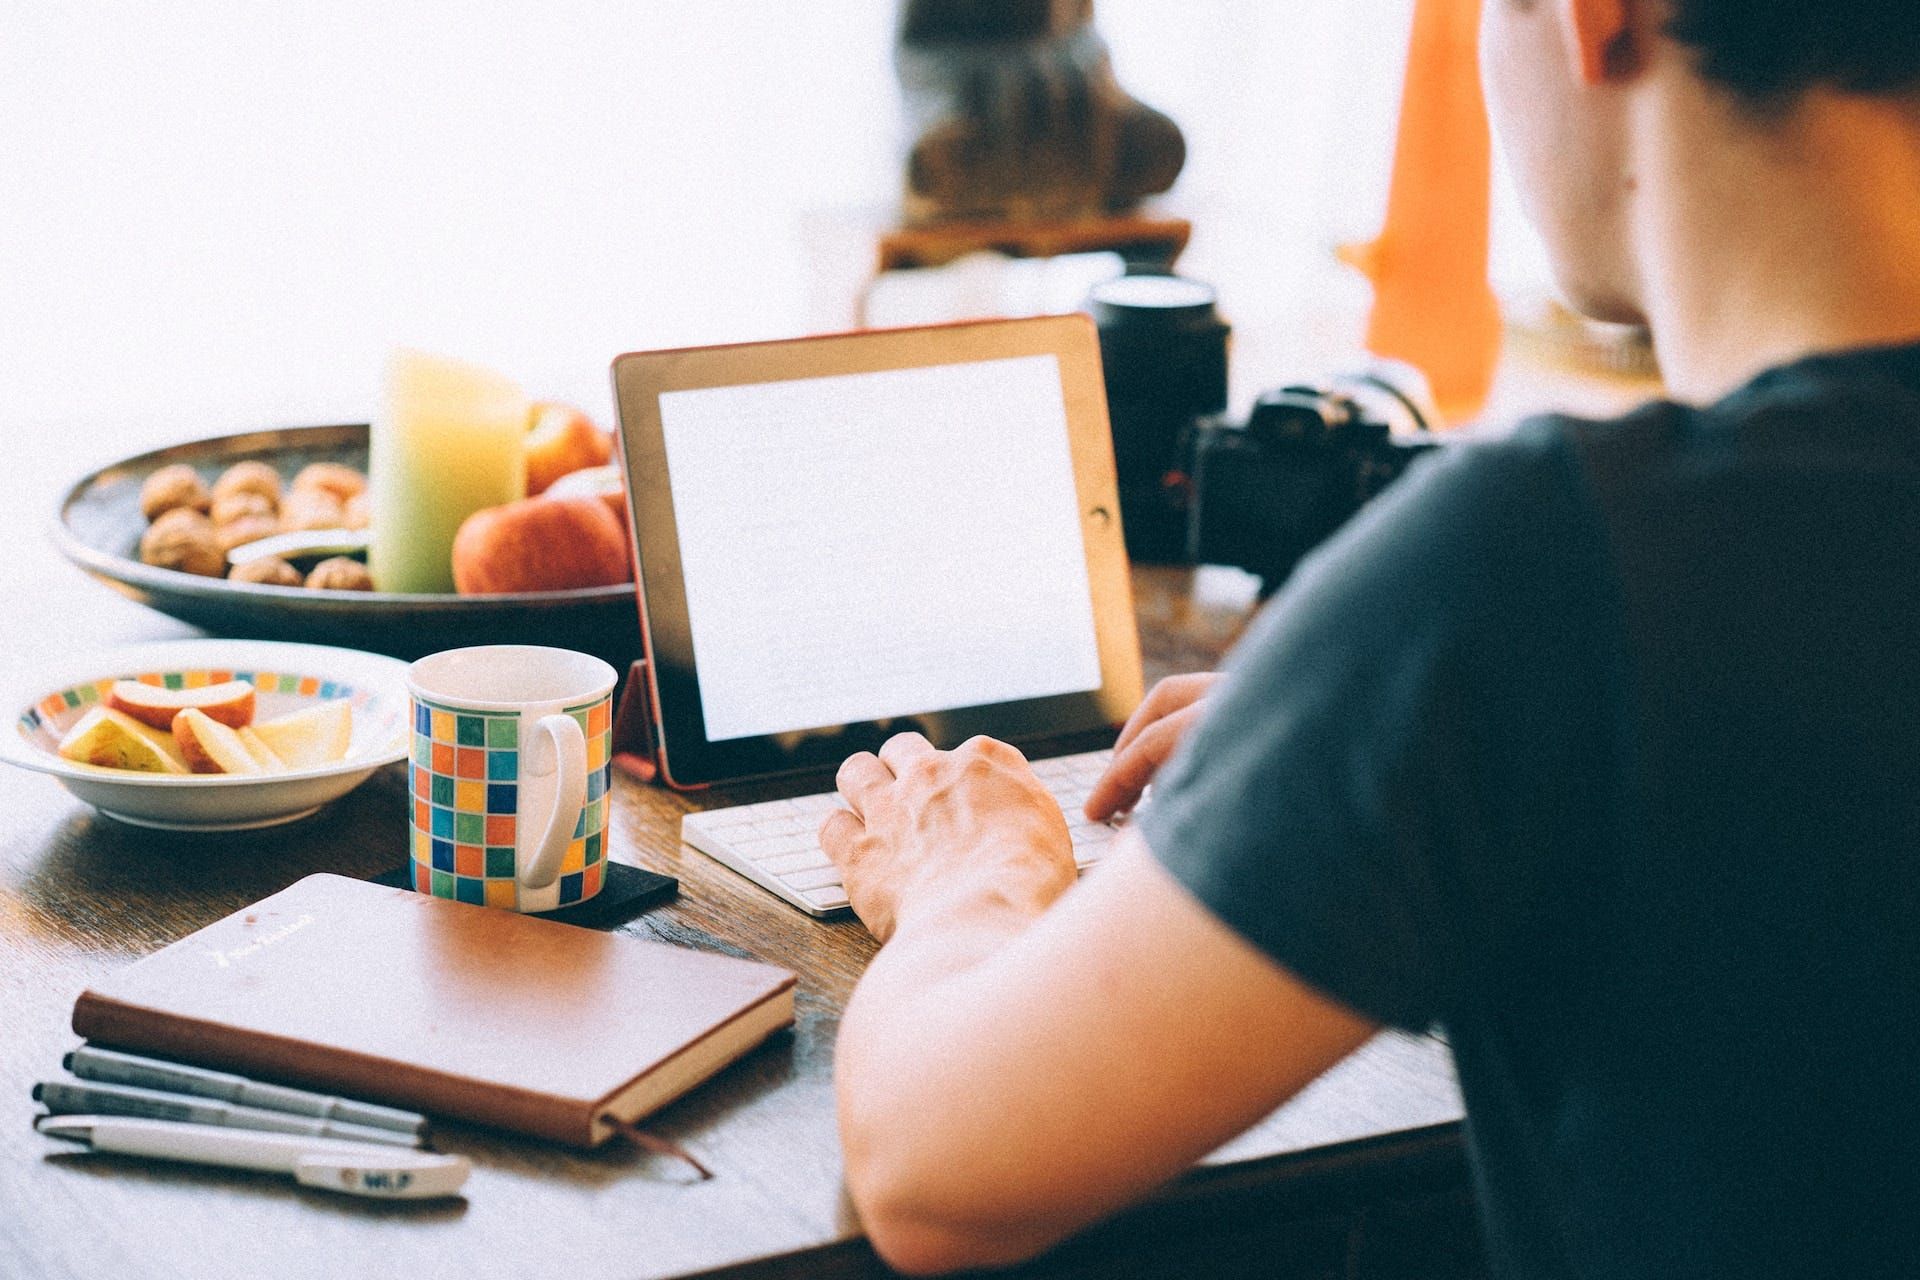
1561 0 1644 85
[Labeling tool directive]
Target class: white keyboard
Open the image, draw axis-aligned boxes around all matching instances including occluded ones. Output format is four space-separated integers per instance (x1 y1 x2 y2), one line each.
681 749 1126 918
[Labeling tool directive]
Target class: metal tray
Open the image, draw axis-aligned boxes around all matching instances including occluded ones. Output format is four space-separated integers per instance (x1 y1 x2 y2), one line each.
54 424 642 668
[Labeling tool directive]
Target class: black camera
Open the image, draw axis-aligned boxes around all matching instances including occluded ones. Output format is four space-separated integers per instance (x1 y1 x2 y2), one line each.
1087 274 1443 594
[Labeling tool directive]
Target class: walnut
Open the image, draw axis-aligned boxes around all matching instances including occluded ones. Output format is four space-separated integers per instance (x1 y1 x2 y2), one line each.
279 488 345 532
305 556 373 591
229 555 304 587
139 508 225 577
212 460 282 507
138 465 211 521
291 462 368 504
215 514 280 556
342 491 371 531
210 491 275 527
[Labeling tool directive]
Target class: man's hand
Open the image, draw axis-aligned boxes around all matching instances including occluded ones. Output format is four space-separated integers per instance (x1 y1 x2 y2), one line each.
1084 672 1222 822
821 732 1076 941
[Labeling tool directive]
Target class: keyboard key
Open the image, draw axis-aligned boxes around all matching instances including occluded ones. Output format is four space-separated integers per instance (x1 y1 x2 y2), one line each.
692 810 758 832
760 849 833 875
785 865 846 891
759 833 820 856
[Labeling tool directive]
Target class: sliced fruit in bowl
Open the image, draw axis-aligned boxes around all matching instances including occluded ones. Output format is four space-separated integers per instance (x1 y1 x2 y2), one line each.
3 639 409 832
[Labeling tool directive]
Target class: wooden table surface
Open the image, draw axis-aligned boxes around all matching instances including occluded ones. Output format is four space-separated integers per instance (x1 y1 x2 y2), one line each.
0 541 1470 1279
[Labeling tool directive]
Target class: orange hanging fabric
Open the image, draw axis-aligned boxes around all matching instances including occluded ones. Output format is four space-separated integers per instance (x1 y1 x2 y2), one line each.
1343 0 1504 425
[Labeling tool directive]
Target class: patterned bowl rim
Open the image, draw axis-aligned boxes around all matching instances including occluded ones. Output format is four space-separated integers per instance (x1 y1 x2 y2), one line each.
1 639 410 787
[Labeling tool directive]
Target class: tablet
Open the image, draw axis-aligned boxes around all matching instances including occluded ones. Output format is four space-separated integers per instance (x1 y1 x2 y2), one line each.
611 315 1143 788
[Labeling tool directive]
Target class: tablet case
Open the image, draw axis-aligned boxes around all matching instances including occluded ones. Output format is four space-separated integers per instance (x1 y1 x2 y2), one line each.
610 318 1142 789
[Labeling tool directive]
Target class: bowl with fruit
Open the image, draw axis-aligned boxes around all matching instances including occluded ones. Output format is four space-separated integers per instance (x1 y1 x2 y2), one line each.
1 639 410 831
53 352 642 667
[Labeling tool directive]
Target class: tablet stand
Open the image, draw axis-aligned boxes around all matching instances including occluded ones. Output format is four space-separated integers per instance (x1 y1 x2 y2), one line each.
612 659 719 791
610 660 667 785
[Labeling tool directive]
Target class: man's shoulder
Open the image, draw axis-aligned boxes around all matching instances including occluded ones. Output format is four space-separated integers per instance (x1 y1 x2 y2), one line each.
1384 396 1691 528
1495 346 1920 569
1232 402 1652 695
1485 397 1695 497
1313 403 1671 600
1503 396 1689 449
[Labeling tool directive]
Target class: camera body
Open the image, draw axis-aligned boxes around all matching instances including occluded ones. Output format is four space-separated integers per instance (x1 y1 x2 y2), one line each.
1088 274 1445 594
1186 374 1439 591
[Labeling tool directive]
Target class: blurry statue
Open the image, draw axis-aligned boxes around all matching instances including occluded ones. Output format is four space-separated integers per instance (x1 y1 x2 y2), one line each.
894 0 1186 225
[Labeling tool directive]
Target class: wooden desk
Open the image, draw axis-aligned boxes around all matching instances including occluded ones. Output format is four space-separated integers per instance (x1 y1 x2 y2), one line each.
0 566 1473 1280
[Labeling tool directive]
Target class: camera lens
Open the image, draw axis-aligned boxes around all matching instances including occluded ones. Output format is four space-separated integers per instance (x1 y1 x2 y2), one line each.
1086 274 1231 560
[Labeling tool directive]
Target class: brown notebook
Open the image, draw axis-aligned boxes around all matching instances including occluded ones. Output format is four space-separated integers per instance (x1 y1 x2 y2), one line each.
70 873 796 1148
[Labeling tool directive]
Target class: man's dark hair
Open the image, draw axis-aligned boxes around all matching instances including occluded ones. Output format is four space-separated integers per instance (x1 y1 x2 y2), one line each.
1665 0 1920 107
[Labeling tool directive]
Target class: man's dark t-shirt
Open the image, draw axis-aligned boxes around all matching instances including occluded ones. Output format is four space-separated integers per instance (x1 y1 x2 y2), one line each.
1136 342 1920 1278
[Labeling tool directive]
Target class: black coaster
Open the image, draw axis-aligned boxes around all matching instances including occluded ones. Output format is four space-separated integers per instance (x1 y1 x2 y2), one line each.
369 861 678 930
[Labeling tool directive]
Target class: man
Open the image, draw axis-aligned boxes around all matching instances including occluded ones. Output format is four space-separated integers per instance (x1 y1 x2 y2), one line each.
820 0 1920 1274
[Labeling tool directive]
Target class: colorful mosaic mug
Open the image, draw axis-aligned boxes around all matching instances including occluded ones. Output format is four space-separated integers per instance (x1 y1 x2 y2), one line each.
405 646 618 913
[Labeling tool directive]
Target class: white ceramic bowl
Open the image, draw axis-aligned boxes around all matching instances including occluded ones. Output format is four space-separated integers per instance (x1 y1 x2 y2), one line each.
1 639 410 831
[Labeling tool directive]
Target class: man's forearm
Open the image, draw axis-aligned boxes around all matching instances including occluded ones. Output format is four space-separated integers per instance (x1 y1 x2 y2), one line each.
832 837 1382 1276
836 892 1050 1204
836 920 1057 1272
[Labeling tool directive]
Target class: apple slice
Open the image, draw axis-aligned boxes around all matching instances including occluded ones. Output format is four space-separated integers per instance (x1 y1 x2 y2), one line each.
56 707 190 774
248 701 353 769
172 708 276 776
238 728 288 772
108 679 256 731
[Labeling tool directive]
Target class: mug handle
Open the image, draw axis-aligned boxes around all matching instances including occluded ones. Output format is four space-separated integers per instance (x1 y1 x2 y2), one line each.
518 713 588 891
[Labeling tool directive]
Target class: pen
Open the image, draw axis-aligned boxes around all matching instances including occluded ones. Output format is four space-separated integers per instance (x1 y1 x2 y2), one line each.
34 1079 423 1148
65 1047 427 1138
34 1115 468 1200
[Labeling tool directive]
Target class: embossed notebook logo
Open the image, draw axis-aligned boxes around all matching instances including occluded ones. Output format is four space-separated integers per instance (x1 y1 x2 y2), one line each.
203 913 315 969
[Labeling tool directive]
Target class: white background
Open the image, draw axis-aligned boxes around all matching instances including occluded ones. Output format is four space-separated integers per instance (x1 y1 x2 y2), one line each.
0 0 1554 678
0 2 1555 437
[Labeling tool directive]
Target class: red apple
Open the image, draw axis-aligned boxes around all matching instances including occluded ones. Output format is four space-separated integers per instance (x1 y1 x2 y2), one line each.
451 495 633 595
525 402 614 497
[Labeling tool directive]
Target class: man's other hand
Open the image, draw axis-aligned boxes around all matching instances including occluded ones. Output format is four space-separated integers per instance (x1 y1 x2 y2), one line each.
1084 672 1221 822
821 733 1076 941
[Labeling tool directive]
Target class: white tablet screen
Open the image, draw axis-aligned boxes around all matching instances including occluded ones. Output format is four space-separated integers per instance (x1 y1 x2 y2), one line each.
659 354 1102 743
